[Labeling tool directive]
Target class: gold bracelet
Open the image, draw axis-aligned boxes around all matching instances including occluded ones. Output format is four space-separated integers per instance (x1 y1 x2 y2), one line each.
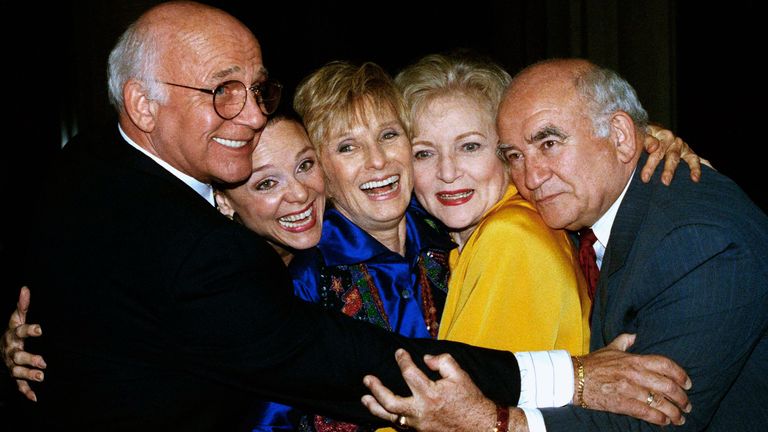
573 356 588 408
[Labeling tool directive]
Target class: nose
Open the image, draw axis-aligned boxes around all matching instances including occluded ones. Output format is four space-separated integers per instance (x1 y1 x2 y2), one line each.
437 153 459 183
286 178 309 203
365 144 387 170
233 89 268 130
524 155 551 191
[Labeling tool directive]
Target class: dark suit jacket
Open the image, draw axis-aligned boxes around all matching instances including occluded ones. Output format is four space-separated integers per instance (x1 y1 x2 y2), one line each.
542 155 768 430
23 130 521 431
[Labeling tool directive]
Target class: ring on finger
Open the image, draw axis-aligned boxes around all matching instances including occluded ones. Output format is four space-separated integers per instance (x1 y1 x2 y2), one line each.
396 414 407 428
646 391 656 406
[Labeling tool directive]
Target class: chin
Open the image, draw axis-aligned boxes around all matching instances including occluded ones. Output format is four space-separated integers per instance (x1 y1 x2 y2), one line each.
214 170 250 185
438 210 475 228
540 213 570 230
283 238 316 251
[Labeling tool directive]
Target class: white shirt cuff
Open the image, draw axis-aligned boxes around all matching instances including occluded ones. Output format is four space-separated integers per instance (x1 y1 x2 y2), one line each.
520 408 547 432
514 350 574 408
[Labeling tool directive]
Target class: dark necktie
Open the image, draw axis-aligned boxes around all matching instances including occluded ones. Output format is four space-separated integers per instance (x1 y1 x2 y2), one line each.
578 228 600 303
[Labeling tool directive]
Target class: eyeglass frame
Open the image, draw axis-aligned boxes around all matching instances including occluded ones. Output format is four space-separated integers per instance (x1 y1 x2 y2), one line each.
158 79 283 119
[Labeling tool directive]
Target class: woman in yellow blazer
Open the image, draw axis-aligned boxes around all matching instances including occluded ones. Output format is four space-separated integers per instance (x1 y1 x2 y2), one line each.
394 53 591 355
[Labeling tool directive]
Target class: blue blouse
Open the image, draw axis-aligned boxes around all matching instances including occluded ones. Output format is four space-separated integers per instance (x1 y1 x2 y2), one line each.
252 199 454 432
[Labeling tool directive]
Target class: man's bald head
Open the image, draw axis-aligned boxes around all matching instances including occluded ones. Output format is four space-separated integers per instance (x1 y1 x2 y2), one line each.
107 1 258 112
110 1 269 184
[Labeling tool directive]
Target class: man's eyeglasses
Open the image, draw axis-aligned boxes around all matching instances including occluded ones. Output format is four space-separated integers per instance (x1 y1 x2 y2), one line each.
160 79 283 119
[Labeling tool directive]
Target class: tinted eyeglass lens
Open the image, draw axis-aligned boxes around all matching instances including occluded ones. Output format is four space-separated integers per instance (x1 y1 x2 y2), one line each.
257 81 282 115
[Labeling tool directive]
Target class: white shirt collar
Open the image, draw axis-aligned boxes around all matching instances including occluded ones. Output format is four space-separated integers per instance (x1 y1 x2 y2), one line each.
118 124 215 207
589 168 635 268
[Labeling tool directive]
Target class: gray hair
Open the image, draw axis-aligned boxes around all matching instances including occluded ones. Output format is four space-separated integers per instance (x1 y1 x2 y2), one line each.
395 53 511 138
575 65 649 137
107 19 166 112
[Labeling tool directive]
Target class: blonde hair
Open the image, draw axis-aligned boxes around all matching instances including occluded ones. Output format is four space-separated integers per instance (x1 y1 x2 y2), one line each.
395 53 511 138
293 61 408 152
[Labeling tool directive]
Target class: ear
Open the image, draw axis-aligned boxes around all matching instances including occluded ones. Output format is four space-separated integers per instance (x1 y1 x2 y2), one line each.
214 191 235 218
123 79 158 133
609 111 639 164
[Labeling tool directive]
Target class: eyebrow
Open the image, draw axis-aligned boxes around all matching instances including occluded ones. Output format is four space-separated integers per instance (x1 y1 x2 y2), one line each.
455 131 487 141
377 119 404 130
412 130 487 148
411 138 434 147
251 163 274 174
209 66 269 82
528 125 568 143
211 66 241 80
296 146 316 159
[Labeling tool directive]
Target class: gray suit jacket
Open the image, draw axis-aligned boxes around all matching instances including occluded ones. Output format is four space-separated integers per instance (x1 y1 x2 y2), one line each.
542 155 768 431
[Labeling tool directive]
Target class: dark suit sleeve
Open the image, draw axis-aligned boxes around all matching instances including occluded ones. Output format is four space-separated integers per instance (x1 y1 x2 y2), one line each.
168 223 521 423
542 223 768 431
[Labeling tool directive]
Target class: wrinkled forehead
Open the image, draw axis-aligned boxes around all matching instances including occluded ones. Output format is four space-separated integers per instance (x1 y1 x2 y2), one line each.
159 20 266 83
499 81 578 128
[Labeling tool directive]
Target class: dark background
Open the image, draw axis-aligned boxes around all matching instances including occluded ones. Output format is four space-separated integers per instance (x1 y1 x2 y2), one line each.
1 0 759 420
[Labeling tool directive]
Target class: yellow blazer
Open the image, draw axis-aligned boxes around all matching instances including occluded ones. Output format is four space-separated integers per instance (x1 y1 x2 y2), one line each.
438 184 591 355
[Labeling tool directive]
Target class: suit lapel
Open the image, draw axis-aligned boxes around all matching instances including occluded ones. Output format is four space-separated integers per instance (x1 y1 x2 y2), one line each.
104 129 215 208
597 159 654 324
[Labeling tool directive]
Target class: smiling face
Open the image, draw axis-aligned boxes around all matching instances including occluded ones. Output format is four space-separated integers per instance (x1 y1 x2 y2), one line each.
411 94 508 245
147 6 270 184
319 102 413 234
216 119 325 251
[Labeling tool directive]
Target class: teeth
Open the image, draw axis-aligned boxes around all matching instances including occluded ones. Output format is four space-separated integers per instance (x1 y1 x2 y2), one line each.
360 175 399 190
213 137 248 148
279 207 313 228
438 191 473 199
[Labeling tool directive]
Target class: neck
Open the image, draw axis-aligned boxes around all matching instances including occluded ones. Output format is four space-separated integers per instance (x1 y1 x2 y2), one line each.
368 218 408 256
451 225 478 252
269 242 294 266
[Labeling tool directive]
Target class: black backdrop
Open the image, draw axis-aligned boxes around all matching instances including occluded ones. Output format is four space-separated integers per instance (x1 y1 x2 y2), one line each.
1 0 759 420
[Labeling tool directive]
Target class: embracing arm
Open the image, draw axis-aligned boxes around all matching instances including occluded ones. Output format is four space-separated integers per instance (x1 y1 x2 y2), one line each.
359 223 761 431
361 333 690 431
169 224 523 423
4 228 523 422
